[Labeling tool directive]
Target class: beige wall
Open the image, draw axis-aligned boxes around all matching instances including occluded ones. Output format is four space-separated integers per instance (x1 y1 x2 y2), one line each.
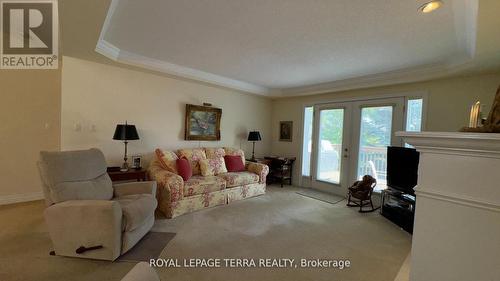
0 70 61 200
2 54 499 202
270 71 500 185
61 56 273 167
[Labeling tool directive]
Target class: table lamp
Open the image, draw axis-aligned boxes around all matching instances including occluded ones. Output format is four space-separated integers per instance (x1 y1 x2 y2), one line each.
113 121 140 171
247 131 262 161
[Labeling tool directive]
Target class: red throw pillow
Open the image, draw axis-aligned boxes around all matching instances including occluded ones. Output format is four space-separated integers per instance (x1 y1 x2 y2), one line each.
224 155 245 172
176 157 192 181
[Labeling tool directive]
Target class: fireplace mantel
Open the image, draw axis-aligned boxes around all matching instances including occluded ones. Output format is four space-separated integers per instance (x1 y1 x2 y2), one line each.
397 131 500 281
397 131 500 156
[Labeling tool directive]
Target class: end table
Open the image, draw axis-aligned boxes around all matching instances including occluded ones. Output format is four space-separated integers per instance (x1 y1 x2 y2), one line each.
107 167 147 182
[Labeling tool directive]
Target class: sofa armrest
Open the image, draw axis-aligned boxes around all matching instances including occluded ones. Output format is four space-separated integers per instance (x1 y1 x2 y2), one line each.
246 162 269 184
114 181 157 198
148 162 184 201
44 200 122 261
148 161 184 217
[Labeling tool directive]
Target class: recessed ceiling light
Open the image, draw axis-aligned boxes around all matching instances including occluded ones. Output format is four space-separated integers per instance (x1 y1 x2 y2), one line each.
419 1 443 13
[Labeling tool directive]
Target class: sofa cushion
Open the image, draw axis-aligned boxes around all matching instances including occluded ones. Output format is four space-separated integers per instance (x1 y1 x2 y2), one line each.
224 147 246 164
204 147 225 159
218 172 259 188
114 194 157 232
155 149 178 173
200 157 228 176
176 157 192 181
177 148 207 175
224 155 245 172
184 175 226 197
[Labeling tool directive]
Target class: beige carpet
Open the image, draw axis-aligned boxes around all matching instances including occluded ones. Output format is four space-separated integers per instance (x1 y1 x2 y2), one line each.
296 189 345 204
117 232 176 262
0 185 411 281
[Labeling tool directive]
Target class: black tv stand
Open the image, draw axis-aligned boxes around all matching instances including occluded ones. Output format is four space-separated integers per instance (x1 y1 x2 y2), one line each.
380 188 415 234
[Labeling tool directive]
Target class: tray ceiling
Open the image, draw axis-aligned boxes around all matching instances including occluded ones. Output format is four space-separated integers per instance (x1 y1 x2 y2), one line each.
97 0 479 96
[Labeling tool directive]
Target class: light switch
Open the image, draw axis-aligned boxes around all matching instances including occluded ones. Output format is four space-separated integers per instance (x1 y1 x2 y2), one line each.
74 123 82 132
44 123 51 129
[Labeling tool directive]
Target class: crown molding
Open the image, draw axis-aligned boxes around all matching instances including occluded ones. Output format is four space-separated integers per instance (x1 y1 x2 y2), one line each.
95 40 475 97
95 0 478 97
96 39 271 95
276 59 474 97
96 0 271 96
95 39 120 60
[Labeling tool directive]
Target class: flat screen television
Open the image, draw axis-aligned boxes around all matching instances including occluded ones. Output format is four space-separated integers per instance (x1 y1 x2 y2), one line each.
387 146 420 194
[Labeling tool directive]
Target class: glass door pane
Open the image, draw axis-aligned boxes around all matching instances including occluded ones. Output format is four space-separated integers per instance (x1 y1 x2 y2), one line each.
357 106 393 188
406 99 423 132
301 106 314 176
317 108 344 184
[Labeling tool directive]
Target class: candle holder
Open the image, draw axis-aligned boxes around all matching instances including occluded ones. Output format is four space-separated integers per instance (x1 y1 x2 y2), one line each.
460 85 500 133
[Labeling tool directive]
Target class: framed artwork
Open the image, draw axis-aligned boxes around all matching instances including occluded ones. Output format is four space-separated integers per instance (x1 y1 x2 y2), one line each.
131 155 142 169
185 104 222 141
279 121 293 142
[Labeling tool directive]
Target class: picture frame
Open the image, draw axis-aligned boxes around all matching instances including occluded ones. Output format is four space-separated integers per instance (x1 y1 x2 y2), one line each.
131 155 142 169
185 104 222 141
279 121 293 142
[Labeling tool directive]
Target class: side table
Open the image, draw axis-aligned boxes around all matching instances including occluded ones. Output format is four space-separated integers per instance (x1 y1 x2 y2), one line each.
107 167 147 182
265 156 296 187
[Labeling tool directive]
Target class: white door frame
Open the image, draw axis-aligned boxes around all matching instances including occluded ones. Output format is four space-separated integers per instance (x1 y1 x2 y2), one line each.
297 91 428 189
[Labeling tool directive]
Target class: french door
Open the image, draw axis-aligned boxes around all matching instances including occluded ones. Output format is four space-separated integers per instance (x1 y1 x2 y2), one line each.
308 97 405 196
310 103 352 192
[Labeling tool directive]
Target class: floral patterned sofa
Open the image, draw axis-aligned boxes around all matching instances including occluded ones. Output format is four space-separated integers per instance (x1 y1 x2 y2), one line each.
148 147 269 218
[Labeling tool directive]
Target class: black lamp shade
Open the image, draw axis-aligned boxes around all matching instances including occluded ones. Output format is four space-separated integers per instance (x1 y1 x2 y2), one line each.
248 131 262 141
113 124 139 140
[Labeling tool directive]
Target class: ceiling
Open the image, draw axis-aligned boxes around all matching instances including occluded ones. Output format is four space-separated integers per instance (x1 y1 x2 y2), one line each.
95 0 493 97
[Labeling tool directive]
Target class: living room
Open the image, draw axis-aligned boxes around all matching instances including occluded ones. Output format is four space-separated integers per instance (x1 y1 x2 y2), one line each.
1 0 499 281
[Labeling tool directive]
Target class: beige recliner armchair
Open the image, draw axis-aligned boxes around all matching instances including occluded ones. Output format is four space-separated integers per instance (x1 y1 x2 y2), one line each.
38 148 157 261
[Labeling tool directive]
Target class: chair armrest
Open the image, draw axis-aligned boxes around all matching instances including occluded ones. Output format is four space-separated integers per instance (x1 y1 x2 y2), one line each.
246 162 269 184
114 181 157 198
44 200 122 260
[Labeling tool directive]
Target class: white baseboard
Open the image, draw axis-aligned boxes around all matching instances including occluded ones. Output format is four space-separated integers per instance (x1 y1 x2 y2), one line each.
0 191 44 206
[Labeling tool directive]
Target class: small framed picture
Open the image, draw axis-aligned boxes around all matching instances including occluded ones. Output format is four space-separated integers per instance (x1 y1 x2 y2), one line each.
279 121 293 142
131 155 142 169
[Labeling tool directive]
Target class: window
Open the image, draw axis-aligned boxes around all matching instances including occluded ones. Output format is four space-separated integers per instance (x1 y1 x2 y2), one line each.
406 98 423 132
301 107 313 176
405 98 423 148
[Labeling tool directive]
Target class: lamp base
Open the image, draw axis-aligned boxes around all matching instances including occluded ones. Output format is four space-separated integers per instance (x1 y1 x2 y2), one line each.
120 161 129 172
